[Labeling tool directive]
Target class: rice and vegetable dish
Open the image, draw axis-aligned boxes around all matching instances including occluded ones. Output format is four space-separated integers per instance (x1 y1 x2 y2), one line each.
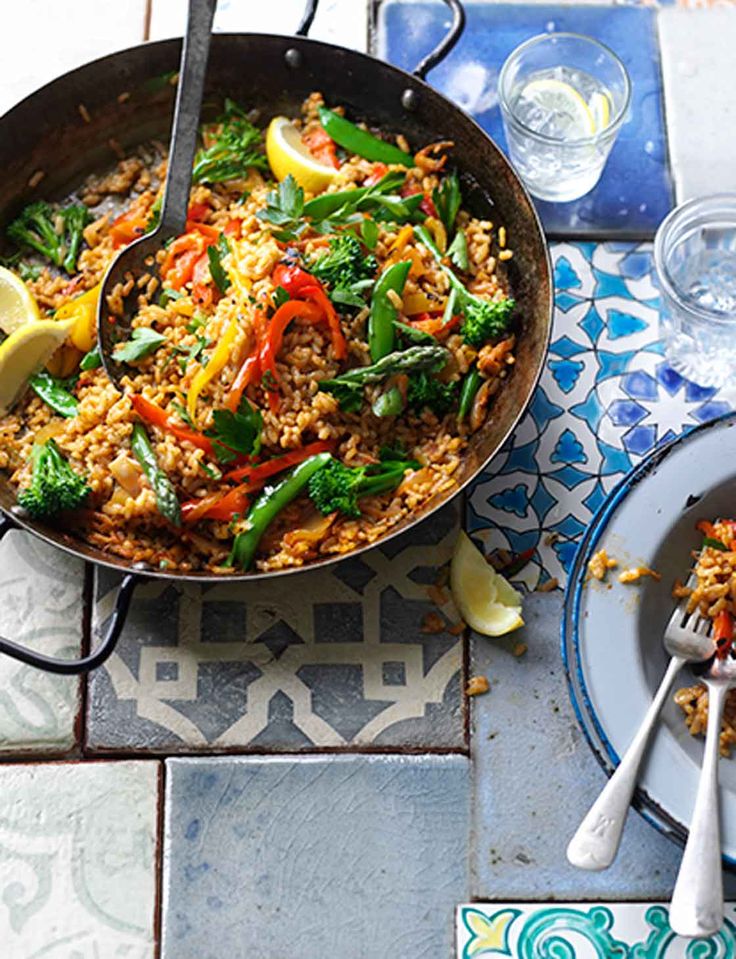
0 93 517 573
674 518 736 755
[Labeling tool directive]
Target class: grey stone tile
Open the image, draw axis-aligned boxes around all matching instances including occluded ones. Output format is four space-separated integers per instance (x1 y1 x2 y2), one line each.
659 8 736 202
0 531 84 754
162 754 469 959
470 592 681 899
0 759 158 957
87 503 464 751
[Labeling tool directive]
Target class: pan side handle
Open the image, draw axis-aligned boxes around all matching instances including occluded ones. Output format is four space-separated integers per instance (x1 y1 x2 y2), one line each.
296 0 319 37
0 520 138 675
412 0 466 81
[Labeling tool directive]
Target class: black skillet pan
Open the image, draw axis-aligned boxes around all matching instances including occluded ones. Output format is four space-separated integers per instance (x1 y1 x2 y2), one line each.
0 0 552 673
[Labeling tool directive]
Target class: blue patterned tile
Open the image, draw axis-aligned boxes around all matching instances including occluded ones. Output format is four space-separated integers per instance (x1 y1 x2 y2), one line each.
470 594 681 899
86 503 465 752
378 3 673 238
467 241 733 588
162 755 469 959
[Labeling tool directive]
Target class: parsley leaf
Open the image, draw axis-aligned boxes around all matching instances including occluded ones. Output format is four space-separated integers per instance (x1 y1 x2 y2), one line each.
192 99 267 184
447 229 469 271
273 285 290 308
205 397 263 463
207 234 230 295
113 327 166 363
432 172 462 237
257 174 306 241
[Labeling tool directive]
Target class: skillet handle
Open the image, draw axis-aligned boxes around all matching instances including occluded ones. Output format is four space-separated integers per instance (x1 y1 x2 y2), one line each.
296 0 318 37
412 0 466 80
0 517 138 675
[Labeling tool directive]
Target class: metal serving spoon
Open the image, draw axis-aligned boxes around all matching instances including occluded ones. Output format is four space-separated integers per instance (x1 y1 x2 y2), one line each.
669 650 736 937
567 578 714 871
97 0 217 390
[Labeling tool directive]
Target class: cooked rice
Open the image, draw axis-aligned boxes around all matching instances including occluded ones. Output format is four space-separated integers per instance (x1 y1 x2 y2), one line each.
0 93 516 574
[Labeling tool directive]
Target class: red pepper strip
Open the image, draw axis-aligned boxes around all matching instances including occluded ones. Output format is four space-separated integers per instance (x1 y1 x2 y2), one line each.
224 219 242 240
295 283 347 359
272 263 317 297
191 252 215 308
224 440 334 484
182 485 252 524
225 300 270 412
130 394 215 456
302 127 340 170
109 209 149 248
161 233 207 289
410 312 462 337
714 610 734 659
696 519 717 539
186 219 220 242
259 300 324 383
363 162 388 187
400 180 438 219
187 201 211 222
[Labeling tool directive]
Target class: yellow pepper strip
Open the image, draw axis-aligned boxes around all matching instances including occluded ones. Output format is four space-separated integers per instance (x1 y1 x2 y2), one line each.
403 291 444 315
55 283 101 353
187 318 238 421
389 224 414 254
425 217 447 255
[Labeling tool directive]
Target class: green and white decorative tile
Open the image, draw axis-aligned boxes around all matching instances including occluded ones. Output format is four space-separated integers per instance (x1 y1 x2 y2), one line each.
457 902 736 958
0 760 159 958
0 531 84 754
87 502 465 752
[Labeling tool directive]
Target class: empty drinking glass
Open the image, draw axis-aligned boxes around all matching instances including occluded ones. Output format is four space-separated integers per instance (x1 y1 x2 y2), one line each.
498 33 630 202
655 194 736 388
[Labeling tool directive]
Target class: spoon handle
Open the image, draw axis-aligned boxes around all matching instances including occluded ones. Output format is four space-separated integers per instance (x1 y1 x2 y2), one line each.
669 678 727 937
567 654 684 871
159 0 217 235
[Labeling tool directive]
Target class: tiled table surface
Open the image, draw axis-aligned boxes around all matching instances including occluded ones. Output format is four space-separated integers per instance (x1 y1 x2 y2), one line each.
2 1 736 957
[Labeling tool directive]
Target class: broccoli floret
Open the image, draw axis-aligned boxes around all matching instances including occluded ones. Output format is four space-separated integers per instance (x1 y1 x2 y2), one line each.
192 99 268 184
7 200 91 274
310 233 377 299
407 371 458 416
461 296 515 347
308 453 418 518
17 440 90 519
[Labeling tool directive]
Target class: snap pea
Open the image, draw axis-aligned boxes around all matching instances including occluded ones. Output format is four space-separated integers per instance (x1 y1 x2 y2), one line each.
317 106 413 167
369 260 412 362
130 423 181 526
79 346 102 371
229 452 332 570
29 371 79 418
372 386 404 418
302 171 405 221
458 367 483 421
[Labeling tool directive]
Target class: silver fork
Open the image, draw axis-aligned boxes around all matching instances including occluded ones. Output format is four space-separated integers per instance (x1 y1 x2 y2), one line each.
567 580 714 871
669 650 736 937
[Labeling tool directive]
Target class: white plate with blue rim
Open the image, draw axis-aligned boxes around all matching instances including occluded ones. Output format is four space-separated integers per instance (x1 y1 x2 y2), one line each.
563 412 736 864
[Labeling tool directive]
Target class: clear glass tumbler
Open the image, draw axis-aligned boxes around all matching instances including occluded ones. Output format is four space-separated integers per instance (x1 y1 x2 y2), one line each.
654 194 736 388
498 33 630 203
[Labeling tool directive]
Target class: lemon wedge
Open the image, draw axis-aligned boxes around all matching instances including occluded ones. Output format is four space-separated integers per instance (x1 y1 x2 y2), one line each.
266 116 338 193
0 265 41 337
0 320 74 415
518 78 595 139
450 532 524 637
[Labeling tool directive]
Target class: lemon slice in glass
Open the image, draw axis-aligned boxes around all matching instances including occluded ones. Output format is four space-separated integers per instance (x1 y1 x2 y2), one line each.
517 78 595 139
588 91 611 133
266 116 338 193
0 320 74 415
0 265 41 337
450 532 524 637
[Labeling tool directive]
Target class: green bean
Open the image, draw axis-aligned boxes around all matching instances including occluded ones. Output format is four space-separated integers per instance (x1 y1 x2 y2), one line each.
458 367 483 421
369 260 412 362
29 371 78 418
317 107 413 166
130 423 181 526
229 452 332 570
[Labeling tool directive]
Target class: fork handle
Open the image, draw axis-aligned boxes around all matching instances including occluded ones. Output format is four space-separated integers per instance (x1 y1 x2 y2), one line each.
567 654 685 871
669 679 727 937
159 0 217 234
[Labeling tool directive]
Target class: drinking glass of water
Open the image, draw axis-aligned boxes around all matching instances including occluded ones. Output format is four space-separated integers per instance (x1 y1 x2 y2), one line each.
655 194 736 388
498 33 630 203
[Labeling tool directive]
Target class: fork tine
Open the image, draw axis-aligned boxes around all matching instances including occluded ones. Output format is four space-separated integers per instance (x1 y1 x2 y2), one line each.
666 572 699 630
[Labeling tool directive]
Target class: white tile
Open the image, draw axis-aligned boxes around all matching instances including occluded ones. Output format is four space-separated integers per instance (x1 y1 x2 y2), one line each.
0 0 148 115
659 8 736 202
457 902 736 957
0 760 159 958
149 0 367 52
0 532 84 753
